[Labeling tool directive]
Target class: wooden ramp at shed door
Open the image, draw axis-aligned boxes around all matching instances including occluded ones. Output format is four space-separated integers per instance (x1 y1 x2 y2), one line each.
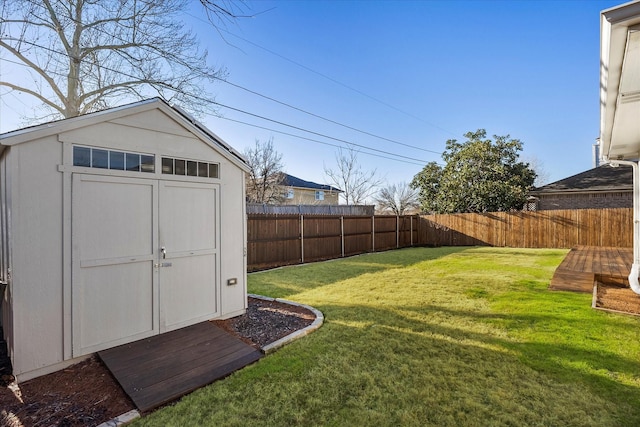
98 321 262 412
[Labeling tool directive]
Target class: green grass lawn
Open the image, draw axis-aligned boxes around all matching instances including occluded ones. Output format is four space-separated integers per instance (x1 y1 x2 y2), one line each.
134 247 640 426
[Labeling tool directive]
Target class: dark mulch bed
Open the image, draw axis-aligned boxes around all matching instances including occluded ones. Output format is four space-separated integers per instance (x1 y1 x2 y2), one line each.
212 296 315 348
0 297 315 427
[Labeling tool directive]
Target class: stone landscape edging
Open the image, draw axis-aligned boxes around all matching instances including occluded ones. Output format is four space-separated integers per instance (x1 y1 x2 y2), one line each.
248 294 324 353
96 409 140 427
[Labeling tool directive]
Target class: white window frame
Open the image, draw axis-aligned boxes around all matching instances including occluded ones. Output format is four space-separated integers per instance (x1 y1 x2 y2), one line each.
315 190 325 201
285 188 294 199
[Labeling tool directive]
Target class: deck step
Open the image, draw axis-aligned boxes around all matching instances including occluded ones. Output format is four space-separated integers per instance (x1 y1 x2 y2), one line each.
549 270 595 293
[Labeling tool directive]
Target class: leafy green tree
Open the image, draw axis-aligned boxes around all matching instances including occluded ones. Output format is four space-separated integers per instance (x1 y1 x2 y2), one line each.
410 129 536 213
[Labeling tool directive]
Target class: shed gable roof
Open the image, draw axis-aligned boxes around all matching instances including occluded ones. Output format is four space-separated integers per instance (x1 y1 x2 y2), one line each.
530 163 632 195
0 98 248 171
279 173 342 192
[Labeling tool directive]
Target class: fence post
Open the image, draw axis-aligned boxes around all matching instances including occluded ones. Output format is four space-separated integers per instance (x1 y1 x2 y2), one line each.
300 214 304 264
372 215 375 252
396 216 400 249
410 216 414 246
341 216 345 258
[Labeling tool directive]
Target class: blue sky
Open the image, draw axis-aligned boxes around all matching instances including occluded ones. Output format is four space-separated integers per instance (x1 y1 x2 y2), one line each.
0 0 624 193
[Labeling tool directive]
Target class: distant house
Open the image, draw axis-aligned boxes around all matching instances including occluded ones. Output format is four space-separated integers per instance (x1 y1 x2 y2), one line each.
279 173 342 205
528 163 632 210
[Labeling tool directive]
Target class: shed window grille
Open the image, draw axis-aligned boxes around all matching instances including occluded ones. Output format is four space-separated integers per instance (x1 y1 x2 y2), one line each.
73 146 155 173
315 190 325 201
161 157 219 178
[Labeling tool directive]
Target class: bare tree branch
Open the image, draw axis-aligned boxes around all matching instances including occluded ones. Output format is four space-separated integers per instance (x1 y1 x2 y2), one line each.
324 147 382 205
0 39 67 104
244 138 285 204
374 182 419 215
0 80 64 113
0 0 236 123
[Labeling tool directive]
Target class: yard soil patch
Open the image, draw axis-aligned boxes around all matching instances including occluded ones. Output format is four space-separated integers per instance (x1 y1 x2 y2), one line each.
595 282 640 315
0 297 315 427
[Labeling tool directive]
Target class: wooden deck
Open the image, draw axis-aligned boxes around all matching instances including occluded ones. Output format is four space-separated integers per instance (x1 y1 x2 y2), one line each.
549 246 633 292
98 321 262 412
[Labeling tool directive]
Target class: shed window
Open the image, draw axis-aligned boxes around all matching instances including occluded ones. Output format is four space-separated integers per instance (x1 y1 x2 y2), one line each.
175 159 186 175
110 151 125 170
161 157 220 179
73 146 155 173
141 155 154 172
209 163 219 178
73 146 91 167
126 153 140 171
187 161 198 177
92 149 108 169
315 191 325 201
162 157 174 174
198 162 208 177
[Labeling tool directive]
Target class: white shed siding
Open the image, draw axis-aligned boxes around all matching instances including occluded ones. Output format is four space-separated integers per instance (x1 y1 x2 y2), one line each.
0 99 249 381
219 166 248 318
1 149 12 336
10 137 65 376
0 152 7 286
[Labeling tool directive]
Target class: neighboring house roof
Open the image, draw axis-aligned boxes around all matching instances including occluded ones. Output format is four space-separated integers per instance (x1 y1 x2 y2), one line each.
530 163 632 195
0 98 249 170
279 173 342 193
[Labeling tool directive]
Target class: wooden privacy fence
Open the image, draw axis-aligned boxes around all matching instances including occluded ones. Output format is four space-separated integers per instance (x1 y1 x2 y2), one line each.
247 208 632 271
247 214 419 271
420 207 632 248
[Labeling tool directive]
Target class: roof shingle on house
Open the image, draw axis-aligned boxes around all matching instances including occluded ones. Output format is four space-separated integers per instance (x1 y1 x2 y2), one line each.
278 173 342 193
530 163 632 195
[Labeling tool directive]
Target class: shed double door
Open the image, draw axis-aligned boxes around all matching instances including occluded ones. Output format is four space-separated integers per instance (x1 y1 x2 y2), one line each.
71 174 220 356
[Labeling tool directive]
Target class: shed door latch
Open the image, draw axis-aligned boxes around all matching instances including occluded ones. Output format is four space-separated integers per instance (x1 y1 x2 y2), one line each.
154 262 173 268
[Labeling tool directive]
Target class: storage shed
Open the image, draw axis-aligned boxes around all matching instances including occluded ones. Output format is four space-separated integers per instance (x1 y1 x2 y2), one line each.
0 98 250 381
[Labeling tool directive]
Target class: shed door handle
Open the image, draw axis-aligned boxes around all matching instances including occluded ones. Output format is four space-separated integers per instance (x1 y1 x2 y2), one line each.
161 246 167 259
